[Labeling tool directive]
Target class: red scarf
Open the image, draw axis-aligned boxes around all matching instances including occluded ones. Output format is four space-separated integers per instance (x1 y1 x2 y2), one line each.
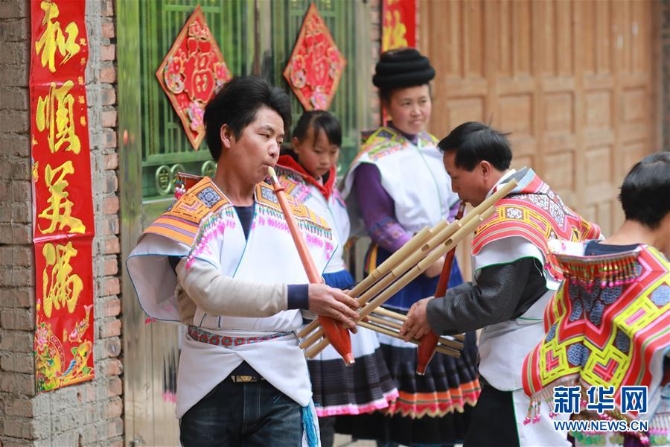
276 154 336 200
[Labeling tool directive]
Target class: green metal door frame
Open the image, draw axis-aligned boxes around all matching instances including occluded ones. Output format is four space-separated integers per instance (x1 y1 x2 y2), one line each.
117 0 148 443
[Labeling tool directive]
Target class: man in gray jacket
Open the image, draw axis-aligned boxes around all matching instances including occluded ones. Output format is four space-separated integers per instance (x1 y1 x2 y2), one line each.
400 122 601 447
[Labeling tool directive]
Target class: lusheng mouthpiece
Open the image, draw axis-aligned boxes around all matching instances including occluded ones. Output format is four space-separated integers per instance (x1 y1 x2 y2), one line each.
267 166 279 184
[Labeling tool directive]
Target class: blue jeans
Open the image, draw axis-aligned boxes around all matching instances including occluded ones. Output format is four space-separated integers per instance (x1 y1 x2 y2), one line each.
180 377 303 446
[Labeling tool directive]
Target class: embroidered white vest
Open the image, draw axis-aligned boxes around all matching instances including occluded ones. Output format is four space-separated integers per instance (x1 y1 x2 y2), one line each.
176 184 335 417
280 179 349 274
342 128 458 236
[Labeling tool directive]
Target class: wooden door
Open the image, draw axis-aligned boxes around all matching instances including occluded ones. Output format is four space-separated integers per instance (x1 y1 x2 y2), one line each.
419 0 659 278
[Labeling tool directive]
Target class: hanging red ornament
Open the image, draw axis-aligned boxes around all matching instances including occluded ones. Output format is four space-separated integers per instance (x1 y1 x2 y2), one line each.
283 3 347 111
156 6 232 150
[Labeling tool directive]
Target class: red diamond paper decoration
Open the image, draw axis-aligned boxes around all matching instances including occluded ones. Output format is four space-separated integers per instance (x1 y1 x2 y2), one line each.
283 3 347 111
156 6 232 150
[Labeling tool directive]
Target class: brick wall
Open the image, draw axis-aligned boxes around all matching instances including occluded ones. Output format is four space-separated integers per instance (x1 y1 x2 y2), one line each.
0 0 37 444
0 0 123 445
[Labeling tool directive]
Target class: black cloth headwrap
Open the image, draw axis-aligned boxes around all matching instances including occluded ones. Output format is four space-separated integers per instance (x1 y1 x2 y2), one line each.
372 47 435 90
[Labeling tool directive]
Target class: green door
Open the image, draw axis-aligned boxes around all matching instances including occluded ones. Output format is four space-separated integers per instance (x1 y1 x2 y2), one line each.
118 1 370 444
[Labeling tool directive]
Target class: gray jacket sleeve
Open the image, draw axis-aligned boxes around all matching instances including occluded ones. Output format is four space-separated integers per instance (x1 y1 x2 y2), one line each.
426 257 548 334
175 258 288 325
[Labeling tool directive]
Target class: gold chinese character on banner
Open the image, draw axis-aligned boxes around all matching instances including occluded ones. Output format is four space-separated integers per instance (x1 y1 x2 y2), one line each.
42 241 83 318
35 0 81 73
383 10 408 51
38 161 86 234
36 81 81 155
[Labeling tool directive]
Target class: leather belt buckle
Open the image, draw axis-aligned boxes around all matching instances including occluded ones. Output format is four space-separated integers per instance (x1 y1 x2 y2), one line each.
230 375 264 383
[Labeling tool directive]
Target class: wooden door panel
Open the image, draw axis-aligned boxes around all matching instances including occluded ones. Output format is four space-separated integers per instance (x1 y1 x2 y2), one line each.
419 0 657 280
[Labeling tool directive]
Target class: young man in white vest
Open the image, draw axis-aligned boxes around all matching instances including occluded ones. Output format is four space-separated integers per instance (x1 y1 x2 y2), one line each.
127 76 360 446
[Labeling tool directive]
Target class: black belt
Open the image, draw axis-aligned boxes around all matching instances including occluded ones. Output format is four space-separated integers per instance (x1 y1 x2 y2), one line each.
228 361 265 383
229 375 266 383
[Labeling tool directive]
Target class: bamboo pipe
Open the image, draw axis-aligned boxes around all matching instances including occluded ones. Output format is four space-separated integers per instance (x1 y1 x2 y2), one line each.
367 314 404 330
305 210 492 358
366 311 464 351
300 220 460 349
267 167 354 365
297 225 440 339
417 202 466 375
362 214 489 317
304 212 487 353
357 321 461 358
371 306 464 342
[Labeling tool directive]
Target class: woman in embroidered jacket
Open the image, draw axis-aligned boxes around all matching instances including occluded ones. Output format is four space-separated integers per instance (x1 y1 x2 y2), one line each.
523 152 670 447
276 111 398 447
126 76 361 447
340 48 480 447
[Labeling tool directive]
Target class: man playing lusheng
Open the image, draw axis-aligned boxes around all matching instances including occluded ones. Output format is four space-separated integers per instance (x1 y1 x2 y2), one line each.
400 121 601 446
126 76 359 447
523 152 670 447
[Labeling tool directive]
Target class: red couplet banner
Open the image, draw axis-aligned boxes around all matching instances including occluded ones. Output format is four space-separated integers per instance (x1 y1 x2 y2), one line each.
380 0 416 125
30 0 95 392
381 0 417 52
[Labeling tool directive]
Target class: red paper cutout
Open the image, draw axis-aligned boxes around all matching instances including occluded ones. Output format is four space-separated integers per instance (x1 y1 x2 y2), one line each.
283 3 347 111
156 6 232 149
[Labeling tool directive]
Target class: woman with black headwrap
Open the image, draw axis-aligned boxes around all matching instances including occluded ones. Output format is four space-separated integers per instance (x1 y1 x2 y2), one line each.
340 48 480 446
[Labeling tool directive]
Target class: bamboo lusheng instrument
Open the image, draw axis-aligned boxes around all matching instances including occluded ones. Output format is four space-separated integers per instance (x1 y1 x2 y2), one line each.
416 202 466 375
298 222 451 350
267 167 355 365
302 179 519 359
372 306 465 342
358 321 461 357
297 224 442 340
305 208 492 358
365 310 463 352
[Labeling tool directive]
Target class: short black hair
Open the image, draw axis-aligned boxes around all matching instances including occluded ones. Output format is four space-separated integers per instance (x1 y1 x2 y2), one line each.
292 110 342 147
619 152 670 229
203 76 292 161
437 122 512 171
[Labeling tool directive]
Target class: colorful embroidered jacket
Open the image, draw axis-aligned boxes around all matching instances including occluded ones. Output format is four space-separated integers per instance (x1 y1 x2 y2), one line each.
523 241 670 446
472 168 601 394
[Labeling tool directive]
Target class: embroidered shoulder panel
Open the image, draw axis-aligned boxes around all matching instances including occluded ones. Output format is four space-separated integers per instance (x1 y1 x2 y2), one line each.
256 183 332 239
472 194 601 277
357 127 409 162
355 127 438 163
273 166 312 204
144 177 231 246
419 131 438 147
